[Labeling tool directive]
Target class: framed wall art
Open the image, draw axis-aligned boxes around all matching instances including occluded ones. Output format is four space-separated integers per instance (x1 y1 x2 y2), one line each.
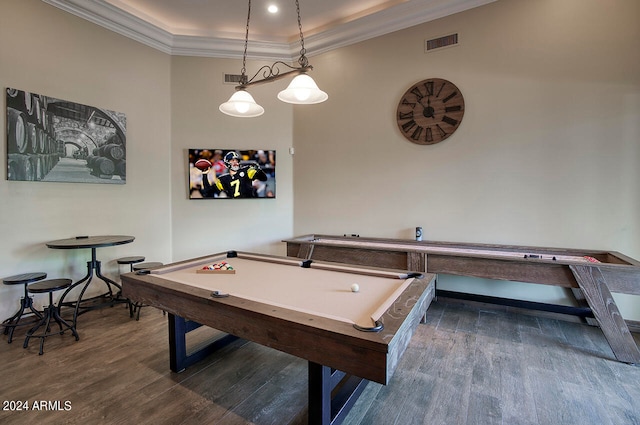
188 148 276 199
6 88 127 184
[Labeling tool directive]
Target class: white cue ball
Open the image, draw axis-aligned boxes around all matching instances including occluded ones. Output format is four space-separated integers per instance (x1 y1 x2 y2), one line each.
350 283 360 293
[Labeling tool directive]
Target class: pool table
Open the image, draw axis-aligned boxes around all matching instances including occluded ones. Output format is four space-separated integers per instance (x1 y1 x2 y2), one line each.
284 234 640 364
121 251 436 425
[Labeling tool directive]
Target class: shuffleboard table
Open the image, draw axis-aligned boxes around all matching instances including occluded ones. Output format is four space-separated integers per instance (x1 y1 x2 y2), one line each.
121 251 435 425
284 234 640 365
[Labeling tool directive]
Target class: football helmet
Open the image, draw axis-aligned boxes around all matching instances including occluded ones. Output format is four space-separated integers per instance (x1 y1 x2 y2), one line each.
223 151 241 171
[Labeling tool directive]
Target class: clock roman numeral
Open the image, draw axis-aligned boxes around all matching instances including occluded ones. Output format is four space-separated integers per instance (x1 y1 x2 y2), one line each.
402 120 417 133
445 105 462 113
436 124 448 137
411 126 424 141
425 127 433 142
401 99 416 108
410 87 424 101
442 91 458 103
398 111 413 120
424 81 434 96
442 115 458 126
436 82 445 97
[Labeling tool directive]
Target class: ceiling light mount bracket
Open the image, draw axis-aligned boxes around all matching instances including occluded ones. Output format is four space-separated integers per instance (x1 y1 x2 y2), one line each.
219 0 327 117
237 63 313 90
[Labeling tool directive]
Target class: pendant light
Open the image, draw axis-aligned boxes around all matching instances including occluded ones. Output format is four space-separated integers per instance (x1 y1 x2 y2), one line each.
219 0 328 117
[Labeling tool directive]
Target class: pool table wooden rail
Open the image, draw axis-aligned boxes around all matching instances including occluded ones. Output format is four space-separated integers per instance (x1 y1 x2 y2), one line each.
284 235 640 364
121 251 436 385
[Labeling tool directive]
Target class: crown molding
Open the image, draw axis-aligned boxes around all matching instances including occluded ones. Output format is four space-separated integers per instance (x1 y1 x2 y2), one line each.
42 0 175 54
305 0 495 57
42 0 495 61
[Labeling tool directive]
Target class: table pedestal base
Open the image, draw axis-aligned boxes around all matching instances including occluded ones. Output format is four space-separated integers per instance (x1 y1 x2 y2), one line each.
59 255 130 325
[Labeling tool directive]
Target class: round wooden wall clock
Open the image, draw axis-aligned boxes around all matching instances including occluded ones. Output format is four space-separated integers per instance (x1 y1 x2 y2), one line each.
396 78 465 145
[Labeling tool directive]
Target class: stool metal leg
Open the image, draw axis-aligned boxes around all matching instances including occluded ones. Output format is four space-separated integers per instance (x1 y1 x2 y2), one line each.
23 291 79 355
128 264 135 318
2 283 43 343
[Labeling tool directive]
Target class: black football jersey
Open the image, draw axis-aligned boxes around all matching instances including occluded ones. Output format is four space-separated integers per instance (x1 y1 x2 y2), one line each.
203 165 266 198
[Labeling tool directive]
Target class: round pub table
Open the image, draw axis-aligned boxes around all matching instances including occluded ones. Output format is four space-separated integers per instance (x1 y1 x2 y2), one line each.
46 235 134 325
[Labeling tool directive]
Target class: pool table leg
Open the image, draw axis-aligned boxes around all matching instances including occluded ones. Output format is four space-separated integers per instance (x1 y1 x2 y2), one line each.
168 313 239 372
308 362 368 425
570 265 640 364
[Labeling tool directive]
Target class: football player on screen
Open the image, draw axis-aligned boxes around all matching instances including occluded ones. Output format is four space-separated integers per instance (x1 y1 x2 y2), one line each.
200 151 267 198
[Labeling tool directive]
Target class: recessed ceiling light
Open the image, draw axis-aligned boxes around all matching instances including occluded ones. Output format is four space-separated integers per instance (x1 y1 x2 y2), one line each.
268 4 278 14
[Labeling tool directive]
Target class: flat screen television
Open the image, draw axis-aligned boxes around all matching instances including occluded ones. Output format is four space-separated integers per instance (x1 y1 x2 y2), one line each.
188 148 276 199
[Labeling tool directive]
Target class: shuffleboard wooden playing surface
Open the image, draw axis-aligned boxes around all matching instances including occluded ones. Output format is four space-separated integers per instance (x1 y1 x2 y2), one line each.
284 234 640 364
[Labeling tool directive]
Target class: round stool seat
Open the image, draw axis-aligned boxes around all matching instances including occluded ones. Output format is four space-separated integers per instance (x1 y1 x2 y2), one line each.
23 278 78 355
117 256 145 266
2 272 48 343
3 272 47 286
28 278 72 294
133 262 163 271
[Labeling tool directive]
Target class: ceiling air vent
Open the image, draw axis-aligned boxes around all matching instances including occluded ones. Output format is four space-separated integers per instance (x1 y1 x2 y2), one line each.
223 73 244 85
425 33 458 53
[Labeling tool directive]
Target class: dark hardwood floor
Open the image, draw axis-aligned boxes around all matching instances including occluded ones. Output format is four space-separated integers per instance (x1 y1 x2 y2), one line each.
1 300 639 425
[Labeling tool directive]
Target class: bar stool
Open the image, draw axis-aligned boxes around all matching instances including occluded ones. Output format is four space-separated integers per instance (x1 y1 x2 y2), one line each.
2 272 47 343
117 256 145 271
130 262 163 320
116 256 145 318
23 278 79 355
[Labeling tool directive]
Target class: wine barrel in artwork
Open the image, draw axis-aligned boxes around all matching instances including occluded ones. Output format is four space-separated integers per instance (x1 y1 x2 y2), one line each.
96 157 115 175
88 156 115 176
7 153 34 181
29 154 44 181
32 95 43 127
86 155 97 169
7 107 28 154
6 89 35 117
98 143 125 161
36 127 47 154
26 122 39 154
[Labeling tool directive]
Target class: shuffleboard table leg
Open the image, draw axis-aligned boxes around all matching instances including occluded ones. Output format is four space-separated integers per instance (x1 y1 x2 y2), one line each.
298 243 315 260
406 252 424 274
569 265 640 364
569 287 599 326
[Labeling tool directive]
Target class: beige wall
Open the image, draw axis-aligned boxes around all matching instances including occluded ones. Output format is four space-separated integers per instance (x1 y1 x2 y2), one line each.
0 0 294 318
169 56 294 260
0 0 173 315
292 0 640 317
1 0 638 320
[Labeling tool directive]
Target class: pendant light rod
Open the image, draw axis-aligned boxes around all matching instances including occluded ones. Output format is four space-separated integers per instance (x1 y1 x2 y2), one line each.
235 63 313 90
220 0 327 117
235 0 312 90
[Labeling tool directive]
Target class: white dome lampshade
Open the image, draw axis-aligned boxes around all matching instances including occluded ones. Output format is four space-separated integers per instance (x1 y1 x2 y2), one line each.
219 90 265 117
277 74 328 104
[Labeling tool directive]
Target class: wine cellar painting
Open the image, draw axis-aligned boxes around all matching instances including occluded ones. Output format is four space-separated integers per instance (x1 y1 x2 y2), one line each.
6 88 127 184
